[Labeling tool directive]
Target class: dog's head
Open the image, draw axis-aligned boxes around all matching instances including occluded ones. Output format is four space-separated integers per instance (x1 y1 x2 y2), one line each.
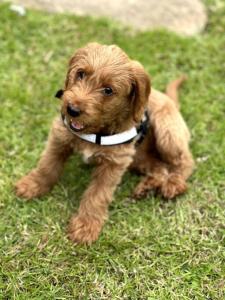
57 43 150 134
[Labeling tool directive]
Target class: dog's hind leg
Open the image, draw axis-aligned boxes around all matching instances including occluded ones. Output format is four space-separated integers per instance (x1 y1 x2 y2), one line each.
133 159 168 199
150 102 194 199
133 146 193 200
133 101 194 200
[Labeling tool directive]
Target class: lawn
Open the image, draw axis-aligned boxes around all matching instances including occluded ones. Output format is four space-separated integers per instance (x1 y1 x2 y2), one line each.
0 1 224 299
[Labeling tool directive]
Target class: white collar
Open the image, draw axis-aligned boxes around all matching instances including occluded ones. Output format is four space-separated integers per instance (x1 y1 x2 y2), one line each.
62 115 140 146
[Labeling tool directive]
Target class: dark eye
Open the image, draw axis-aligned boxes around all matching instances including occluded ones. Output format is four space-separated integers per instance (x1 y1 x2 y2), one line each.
77 70 85 80
102 87 113 96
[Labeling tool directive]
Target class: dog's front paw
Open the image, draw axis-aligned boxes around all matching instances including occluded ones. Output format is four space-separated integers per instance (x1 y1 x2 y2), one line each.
68 214 102 245
15 172 50 200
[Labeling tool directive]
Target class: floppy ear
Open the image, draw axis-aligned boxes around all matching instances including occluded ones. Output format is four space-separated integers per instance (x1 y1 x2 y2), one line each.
130 61 151 122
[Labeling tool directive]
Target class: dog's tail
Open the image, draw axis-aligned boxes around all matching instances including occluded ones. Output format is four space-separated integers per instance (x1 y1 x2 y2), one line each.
166 75 187 109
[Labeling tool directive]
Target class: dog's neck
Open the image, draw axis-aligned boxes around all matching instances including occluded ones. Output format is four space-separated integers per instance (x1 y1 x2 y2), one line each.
100 119 136 136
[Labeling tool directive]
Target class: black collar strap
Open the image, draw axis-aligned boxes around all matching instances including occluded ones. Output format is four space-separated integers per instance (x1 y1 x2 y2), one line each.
61 111 149 146
136 111 149 144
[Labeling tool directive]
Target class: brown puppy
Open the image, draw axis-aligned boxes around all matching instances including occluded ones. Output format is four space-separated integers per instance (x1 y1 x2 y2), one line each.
15 43 194 244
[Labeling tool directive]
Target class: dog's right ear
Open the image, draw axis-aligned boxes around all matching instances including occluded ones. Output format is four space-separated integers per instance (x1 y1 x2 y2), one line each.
55 89 64 99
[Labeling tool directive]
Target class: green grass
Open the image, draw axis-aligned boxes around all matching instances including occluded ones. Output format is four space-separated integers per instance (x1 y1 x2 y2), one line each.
0 1 225 299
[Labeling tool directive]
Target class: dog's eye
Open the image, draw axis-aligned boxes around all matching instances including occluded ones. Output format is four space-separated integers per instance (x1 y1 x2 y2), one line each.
77 71 85 80
102 87 113 96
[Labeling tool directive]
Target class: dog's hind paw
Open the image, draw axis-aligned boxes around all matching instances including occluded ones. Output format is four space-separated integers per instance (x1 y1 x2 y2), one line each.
133 175 163 199
160 174 187 199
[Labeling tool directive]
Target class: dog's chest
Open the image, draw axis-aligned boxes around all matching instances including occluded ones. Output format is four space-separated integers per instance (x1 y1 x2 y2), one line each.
82 148 95 164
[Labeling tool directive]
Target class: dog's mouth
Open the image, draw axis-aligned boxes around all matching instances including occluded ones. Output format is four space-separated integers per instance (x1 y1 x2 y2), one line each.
61 111 87 133
69 119 85 132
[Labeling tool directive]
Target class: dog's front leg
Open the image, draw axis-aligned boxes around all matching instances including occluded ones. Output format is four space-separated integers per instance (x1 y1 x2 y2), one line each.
15 118 73 199
68 148 134 244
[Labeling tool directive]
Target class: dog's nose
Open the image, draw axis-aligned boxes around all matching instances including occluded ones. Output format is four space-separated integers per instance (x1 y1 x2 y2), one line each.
67 104 81 117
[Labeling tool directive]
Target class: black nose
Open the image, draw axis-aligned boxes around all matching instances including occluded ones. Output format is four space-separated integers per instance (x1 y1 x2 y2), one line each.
67 104 81 117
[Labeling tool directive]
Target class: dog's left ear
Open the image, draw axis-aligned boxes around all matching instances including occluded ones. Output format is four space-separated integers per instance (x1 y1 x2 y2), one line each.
130 61 151 122
55 89 64 99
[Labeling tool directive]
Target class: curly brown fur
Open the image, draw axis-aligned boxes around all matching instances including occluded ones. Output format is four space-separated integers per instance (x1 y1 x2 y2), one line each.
15 43 194 244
